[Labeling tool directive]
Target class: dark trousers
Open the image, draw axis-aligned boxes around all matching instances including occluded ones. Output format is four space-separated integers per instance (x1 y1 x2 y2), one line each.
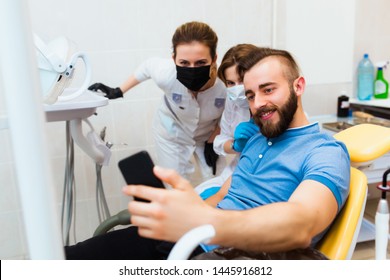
65 226 205 260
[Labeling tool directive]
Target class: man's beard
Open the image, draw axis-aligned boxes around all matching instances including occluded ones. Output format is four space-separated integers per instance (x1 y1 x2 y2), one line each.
252 88 298 138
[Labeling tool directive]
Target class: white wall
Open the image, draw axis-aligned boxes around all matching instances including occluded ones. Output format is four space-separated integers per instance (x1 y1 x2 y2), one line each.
273 0 357 116
278 0 356 85
1 0 389 259
354 0 390 82
0 0 272 259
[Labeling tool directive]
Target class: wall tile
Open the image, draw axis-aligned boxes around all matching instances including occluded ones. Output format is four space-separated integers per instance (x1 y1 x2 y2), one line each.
354 0 390 84
0 211 24 259
302 83 353 117
0 130 12 164
0 163 19 212
232 0 273 46
169 0 206 28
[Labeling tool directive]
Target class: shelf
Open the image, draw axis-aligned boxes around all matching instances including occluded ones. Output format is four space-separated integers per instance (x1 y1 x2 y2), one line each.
350 98 390 119
350 98 390 109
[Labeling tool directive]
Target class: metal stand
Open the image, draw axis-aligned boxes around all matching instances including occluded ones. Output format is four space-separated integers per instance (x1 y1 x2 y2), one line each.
375 169 390 259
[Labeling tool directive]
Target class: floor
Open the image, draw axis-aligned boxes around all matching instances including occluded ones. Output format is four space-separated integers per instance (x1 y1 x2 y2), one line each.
351 197 390 260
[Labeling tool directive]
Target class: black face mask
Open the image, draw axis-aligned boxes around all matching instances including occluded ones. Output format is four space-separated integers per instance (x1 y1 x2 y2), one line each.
176 65 211 91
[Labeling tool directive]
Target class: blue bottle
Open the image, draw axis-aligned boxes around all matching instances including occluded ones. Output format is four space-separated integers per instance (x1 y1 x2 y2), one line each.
357 53 375 100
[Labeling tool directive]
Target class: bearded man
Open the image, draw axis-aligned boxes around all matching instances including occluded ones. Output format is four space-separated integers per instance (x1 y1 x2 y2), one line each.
66 47 350 260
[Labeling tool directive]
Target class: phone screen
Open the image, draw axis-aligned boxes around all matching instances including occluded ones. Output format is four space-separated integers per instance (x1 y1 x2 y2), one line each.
118 151 165 202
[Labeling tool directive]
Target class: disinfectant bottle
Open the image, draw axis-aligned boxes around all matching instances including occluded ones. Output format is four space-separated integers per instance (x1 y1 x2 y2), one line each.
374 66 389 99
357 53 375 100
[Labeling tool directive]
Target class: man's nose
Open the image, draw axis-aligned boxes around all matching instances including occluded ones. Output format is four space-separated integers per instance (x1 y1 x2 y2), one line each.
253 94 267 109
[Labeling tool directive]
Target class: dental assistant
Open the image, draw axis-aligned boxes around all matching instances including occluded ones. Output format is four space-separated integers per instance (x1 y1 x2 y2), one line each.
88 22 226 182
196 44 259 195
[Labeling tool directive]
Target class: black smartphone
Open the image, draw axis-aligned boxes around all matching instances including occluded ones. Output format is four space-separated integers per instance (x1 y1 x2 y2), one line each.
118 150 165 202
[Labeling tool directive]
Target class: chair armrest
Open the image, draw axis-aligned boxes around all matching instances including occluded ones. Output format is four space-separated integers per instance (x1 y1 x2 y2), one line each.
167 224 216 260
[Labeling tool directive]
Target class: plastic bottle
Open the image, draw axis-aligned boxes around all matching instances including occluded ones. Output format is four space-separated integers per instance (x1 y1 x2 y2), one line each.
337 93 350 117
357 53 375 100
374 67 389 99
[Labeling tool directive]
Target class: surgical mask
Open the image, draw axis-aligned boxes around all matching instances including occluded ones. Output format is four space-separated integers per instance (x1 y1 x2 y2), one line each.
176 65 211 91
227 84 249 108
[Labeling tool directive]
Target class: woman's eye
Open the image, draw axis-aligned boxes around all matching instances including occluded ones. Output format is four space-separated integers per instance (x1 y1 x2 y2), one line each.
195 61 207 67
226 81 235 86
177 60 189 66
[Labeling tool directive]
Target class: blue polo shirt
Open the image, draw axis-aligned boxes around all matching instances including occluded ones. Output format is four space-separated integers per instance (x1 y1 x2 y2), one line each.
202 122 350 251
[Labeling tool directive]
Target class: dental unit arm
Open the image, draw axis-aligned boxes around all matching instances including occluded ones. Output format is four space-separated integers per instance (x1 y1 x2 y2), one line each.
69 118 111 166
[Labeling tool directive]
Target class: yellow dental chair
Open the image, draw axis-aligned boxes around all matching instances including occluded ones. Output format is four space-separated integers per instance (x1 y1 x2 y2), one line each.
313 123 383 260
320 123 390 260
314 167 367 259
95 124 390 260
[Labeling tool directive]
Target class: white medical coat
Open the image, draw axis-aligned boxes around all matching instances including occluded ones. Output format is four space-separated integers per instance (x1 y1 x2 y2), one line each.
196 97 251 193
134 57 227 181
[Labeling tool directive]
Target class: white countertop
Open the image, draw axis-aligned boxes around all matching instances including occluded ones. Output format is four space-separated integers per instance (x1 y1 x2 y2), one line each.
309 114 351 128
43 89 108 122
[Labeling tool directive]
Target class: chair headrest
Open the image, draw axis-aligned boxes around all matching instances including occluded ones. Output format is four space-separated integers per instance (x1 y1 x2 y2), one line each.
334 123 390 163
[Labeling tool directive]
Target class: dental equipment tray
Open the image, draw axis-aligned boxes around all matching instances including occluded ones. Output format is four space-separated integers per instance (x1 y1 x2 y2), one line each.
322 122 354 132
322 117 390 132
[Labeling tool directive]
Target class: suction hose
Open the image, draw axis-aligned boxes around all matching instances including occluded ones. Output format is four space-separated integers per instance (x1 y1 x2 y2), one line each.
93 209 131 237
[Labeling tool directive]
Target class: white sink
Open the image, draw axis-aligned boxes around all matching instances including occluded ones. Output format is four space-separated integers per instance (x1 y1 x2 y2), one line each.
44 88 108 122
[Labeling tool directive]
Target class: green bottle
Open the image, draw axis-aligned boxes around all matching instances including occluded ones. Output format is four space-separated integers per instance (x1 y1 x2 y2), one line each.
374 67 389 99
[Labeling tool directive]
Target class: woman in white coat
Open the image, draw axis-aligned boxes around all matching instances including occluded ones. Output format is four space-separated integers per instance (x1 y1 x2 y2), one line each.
196 44 260 196
88 22 226 183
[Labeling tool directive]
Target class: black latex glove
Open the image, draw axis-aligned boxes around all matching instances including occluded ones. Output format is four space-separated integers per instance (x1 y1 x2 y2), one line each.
88 83 123 99
204 141 219 175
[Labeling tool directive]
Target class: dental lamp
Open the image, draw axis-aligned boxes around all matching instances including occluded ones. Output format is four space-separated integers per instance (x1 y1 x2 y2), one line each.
34 34 91 104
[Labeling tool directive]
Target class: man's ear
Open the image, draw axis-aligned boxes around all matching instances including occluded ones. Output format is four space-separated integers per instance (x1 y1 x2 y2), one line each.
294 76 306 97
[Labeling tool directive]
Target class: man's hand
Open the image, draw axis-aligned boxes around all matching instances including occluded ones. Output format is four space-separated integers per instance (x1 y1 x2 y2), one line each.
123 166 215 242
88 83 123 99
